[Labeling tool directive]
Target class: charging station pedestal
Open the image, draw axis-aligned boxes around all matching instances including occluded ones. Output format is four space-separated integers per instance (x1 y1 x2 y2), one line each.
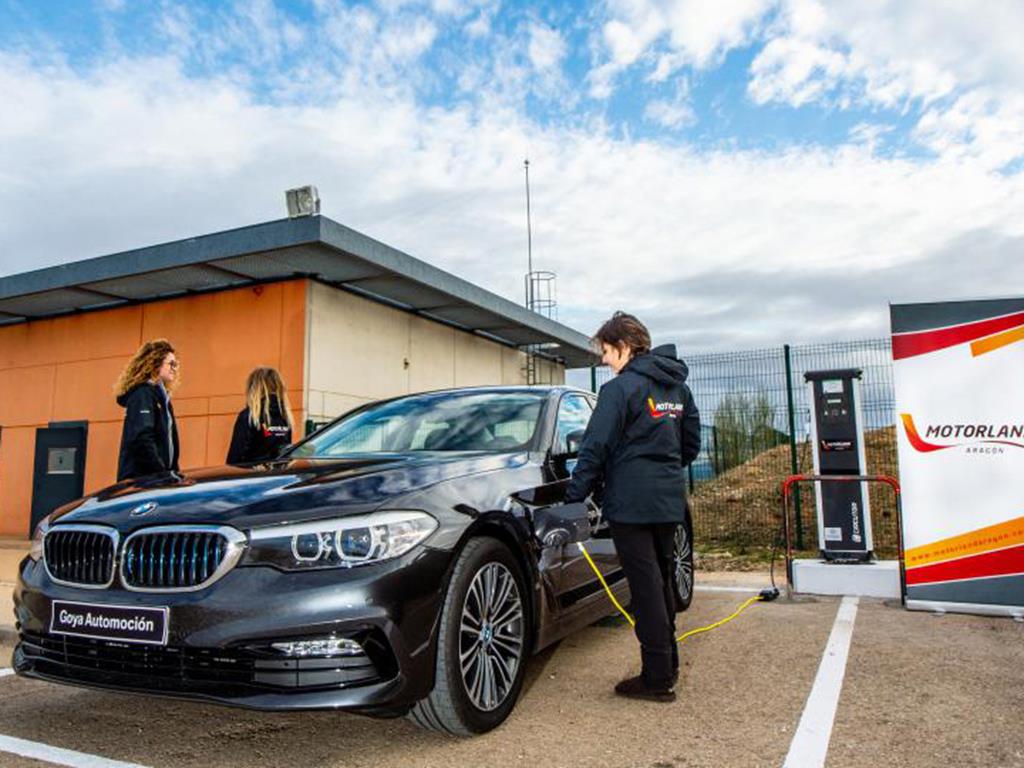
791 370 901 599
805 368 873 562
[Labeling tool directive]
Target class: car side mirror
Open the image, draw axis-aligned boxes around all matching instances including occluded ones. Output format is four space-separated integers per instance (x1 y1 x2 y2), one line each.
533 502 591 548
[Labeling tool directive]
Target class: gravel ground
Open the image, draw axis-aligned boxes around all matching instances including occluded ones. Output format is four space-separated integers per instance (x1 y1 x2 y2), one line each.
0 585 1019 768
829 600 1024 768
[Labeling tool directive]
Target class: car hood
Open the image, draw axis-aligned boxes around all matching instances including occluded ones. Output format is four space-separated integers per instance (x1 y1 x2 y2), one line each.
51 452 530 531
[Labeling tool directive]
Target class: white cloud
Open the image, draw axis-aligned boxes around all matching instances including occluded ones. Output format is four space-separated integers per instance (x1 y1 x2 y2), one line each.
749 0 1024 169
464 11 492 38
381 15 438 61
1 2 1023 356
589 0 774 97
643 77 693 128
527 23 566 72
748 35 848 108
2 40 1023 354
643 98 694 128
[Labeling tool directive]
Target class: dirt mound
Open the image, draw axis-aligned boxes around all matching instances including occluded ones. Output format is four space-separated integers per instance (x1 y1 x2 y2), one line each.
691 426 900 553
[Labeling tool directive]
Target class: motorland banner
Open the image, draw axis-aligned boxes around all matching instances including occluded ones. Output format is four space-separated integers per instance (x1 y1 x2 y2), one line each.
891 298 1024 616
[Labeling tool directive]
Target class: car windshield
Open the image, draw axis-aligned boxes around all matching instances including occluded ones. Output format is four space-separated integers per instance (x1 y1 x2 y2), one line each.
288 391 547 457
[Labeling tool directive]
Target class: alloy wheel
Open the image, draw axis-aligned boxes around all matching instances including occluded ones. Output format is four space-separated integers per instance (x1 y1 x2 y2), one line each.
459 561 524 712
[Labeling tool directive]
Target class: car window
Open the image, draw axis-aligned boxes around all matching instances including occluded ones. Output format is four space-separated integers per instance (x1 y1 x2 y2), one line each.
553 394 593 454
409 419 451 450
289 391 546 457
342 417 404 452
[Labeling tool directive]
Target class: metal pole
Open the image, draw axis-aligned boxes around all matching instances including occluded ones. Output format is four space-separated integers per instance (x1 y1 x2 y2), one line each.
590 366 597 393
783 344 804 550
524 158 533 310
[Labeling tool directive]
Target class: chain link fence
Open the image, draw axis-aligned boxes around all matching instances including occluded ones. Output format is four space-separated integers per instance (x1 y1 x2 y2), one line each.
593 339 899 557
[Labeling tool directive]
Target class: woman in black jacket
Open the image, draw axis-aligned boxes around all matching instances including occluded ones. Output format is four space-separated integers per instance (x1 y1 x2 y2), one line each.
565 312 700 703
114 339 181 481
227 367 294 464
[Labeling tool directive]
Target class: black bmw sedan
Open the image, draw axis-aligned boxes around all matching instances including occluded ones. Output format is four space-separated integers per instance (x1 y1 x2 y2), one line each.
14 386 694 735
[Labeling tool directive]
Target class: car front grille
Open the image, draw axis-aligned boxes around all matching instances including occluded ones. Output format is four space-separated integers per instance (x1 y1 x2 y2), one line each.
43 526 117 588
120 528 243 591
43 524 246 592
18 632 383 695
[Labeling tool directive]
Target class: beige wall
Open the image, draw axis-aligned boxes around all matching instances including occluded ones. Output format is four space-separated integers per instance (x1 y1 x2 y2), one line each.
305 281 565 421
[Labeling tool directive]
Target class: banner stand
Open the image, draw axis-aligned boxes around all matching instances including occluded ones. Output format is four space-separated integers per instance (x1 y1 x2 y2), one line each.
891 298 1024 618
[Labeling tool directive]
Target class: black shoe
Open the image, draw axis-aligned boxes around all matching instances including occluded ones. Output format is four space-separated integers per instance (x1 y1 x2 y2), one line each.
614 676 676 703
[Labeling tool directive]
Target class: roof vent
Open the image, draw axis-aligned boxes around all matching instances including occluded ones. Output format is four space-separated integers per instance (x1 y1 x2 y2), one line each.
285 186 321 218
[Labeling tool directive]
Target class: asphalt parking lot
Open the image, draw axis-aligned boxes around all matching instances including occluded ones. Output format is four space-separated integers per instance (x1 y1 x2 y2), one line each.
0 574 1021 768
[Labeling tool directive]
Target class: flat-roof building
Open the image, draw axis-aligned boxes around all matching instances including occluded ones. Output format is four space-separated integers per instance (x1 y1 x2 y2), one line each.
0 216 596 537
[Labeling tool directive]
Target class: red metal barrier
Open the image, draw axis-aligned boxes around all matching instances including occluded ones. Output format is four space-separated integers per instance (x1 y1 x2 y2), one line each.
781 474 906 604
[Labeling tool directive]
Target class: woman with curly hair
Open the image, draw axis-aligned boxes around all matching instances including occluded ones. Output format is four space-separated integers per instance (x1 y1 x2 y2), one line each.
226 367 294 464
114 339 181 481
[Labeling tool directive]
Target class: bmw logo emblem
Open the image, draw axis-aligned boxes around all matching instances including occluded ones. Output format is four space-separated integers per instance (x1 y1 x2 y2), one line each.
130 501 159 517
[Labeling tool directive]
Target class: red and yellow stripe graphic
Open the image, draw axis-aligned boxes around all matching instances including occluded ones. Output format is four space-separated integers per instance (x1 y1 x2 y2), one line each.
647 397 667 419
900 414 949 452
893 310 1024 360
905 516 1024 586
971 325 1024 357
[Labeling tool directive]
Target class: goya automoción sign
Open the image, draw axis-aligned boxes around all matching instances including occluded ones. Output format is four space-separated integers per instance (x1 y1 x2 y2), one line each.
891 298 1024 616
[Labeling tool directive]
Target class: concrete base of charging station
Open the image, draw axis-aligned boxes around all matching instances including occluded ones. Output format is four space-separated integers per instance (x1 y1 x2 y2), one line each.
791 559 901 599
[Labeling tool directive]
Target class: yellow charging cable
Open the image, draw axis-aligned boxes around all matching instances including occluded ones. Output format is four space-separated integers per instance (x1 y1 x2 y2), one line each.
576 542 768 644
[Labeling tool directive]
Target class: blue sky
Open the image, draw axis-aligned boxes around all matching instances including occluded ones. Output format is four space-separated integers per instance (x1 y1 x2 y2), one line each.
1 0 1022 351
0 0 937 155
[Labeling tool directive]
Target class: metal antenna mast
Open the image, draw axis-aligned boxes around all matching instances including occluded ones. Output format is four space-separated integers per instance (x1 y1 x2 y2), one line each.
524 158 533 308
521 157 557 385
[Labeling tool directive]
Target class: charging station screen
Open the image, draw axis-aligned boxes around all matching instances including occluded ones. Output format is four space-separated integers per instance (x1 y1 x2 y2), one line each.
892 298 1024 616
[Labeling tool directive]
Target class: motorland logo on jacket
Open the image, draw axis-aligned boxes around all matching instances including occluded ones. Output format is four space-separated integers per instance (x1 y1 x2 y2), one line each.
647 397 684 420
901 413 1024 454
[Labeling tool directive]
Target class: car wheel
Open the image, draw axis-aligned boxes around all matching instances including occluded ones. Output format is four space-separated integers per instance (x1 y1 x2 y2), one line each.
672 520 694 613
409 537 530 735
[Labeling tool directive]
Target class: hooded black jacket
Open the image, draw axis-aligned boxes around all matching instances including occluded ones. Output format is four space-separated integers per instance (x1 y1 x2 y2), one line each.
564 344 701 524
116 382 180 481
226 396 293 464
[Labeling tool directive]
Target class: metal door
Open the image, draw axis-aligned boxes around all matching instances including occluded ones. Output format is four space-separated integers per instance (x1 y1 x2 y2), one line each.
30 422 88 534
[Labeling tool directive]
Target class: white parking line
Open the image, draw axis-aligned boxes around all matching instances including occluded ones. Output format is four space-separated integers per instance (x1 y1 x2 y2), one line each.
782 596 859 768
0 668 13 678
0 734 150 768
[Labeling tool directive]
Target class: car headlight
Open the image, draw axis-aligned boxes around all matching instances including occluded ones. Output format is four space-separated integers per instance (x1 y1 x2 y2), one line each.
29 516 51 561
243 511 437 571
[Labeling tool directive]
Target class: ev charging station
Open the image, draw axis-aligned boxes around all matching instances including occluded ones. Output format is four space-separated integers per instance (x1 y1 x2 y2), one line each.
805 369 873 562
789 369 901 599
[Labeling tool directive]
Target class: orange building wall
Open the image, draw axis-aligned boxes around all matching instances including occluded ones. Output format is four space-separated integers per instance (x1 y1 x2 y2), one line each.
0 280 307 538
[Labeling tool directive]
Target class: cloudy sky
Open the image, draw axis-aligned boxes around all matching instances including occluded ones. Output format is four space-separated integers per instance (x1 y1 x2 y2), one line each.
1 0 1021 353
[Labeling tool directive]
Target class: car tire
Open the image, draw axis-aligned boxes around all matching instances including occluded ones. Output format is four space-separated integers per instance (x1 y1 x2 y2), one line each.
672 519 694 613
408 536 530 736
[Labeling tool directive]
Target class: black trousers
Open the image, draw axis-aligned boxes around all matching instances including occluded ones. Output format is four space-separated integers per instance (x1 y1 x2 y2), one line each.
609 521 679 690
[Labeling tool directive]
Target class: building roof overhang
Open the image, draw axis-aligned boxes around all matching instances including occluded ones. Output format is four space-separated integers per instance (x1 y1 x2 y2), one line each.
0 216 598 368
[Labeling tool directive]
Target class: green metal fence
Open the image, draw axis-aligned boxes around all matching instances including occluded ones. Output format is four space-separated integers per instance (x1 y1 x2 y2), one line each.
593 339 899 556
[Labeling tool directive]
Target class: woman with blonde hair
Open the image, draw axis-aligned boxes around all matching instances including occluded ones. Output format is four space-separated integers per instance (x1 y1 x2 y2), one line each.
115 339 181 481
227 367 294 463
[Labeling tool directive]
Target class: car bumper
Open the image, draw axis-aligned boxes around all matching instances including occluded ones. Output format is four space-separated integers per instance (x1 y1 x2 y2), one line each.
12 548 451 713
